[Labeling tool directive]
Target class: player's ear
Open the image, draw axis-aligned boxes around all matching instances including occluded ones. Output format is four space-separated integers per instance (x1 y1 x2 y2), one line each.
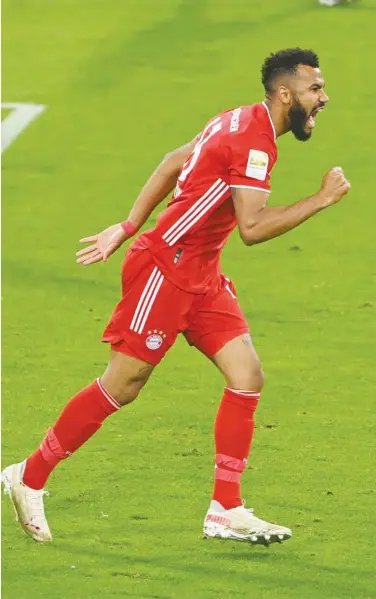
277 86 292 106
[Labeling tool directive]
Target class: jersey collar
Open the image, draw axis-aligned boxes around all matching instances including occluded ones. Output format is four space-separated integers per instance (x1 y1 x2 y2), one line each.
262 101 276 142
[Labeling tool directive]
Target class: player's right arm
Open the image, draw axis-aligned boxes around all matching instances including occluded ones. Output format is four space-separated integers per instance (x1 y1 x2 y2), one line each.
76 136 199 265
125 136 200 230
233 167 350 246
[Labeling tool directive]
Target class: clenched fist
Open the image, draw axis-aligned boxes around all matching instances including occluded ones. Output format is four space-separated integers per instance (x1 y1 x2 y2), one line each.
319 167 351 206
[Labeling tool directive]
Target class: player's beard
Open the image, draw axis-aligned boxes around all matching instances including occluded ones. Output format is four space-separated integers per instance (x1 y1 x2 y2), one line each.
288 97 312 142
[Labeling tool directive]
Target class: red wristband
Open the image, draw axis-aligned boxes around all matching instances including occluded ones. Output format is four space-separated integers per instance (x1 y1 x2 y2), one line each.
121 220 138 238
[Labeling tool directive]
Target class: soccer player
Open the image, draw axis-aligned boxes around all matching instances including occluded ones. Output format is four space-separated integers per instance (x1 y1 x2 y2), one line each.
2 48 350 546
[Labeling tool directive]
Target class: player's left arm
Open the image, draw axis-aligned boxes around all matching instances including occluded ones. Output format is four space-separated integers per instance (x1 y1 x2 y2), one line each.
76 136 199 265
233 167 350 246
229 130 350 245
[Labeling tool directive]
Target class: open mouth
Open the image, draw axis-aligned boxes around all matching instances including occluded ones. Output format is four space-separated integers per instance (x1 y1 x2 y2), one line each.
307 105 325 128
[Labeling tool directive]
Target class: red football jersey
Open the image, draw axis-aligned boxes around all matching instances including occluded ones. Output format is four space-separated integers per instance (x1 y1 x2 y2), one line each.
131 102 277 293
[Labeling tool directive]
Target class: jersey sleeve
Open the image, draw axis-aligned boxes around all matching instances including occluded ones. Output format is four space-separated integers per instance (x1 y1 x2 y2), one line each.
228 133 276 193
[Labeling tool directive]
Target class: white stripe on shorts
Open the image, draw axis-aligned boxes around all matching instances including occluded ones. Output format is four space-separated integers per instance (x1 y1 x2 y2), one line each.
130 267 165 334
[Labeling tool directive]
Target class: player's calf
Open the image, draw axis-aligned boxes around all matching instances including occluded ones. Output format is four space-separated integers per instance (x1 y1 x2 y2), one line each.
209 334 264 510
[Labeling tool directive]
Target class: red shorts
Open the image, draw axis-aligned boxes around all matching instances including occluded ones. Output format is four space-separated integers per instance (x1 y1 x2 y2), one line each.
102 249 249 365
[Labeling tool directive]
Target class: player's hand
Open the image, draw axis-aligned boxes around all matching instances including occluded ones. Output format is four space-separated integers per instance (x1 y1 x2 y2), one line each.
76 224 127 265
318 167 351 206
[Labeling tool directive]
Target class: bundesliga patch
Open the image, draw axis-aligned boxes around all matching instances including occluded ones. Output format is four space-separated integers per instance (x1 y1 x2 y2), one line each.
145 330 166 350
246 149 269 181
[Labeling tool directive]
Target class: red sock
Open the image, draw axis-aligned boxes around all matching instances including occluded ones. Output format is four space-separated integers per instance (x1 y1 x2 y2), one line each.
213 387 260 510
23 379 121 490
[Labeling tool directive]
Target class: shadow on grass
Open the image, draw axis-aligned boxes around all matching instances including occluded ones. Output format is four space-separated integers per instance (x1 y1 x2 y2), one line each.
2 525 373 598
48 538 373 598
2 258 119 295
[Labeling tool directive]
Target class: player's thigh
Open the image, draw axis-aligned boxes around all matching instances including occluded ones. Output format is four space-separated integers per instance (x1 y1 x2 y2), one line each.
185 276 264 391
102 248 192 373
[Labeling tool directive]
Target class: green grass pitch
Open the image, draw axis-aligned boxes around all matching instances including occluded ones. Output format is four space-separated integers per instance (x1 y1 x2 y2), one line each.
2 1 375 598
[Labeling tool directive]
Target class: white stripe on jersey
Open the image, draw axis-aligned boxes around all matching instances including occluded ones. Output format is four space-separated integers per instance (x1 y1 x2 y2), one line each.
166 183 230 246
163 178 230 246
130 267 164 334
163 178 223 242
230 185 270 193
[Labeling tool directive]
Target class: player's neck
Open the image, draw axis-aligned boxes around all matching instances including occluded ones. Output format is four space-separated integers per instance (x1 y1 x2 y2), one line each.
263 97 288 138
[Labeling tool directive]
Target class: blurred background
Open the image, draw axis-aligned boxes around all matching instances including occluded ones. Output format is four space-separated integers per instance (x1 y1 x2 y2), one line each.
2 1 375 598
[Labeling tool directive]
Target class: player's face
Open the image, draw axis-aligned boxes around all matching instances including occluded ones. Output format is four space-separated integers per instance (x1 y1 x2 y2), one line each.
288 66 328 141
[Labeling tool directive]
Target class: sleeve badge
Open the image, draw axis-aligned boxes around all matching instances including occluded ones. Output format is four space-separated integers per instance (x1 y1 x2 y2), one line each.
246 150 269 181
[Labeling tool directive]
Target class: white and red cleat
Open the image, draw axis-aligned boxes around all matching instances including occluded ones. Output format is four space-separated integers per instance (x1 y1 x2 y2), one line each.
203 500 292 545
1 461 52 542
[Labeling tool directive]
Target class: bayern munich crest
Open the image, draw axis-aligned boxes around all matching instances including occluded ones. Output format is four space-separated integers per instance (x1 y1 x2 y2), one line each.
145 330 166 350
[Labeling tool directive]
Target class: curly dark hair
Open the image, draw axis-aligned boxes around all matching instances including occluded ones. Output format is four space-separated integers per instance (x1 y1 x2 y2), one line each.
261 48 319 93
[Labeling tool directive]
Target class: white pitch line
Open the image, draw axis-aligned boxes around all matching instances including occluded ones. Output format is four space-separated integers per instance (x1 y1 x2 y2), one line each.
1 102 46 153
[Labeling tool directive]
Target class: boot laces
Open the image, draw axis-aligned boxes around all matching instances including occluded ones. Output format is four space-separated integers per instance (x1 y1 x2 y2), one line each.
25 488 49 520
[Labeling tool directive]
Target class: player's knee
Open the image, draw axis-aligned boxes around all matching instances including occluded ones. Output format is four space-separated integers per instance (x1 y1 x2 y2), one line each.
108 373 149 406
100 371 148 406
245 364 264 393
101 352 154 406
255 366 265 392
229 364 265 393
